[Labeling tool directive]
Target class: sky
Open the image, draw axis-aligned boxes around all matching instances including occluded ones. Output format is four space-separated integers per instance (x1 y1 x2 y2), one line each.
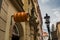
38 0 60 32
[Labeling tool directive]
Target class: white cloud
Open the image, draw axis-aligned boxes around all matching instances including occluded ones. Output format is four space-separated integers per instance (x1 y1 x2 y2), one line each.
54 11 60 18
52 10 60 24
52 8 60 11
52 9 57 11
41 0 50 3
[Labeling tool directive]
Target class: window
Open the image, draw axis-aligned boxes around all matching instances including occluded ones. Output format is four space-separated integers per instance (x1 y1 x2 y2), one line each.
13 25 19 36
0 0 2 10
12 24 19 40
13 25 18 34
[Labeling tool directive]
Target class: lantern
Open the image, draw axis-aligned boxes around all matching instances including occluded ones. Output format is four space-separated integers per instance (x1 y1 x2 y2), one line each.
14 12 28 22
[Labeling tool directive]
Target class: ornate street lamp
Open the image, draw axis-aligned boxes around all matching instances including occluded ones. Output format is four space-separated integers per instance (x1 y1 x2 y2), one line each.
44 13 50 40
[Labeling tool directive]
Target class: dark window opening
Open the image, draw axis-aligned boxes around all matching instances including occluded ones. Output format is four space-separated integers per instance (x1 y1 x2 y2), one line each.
12 34 19 40
12 25 19 40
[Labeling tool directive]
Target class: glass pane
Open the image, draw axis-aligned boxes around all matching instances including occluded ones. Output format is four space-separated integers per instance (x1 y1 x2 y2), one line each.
13 25 18 34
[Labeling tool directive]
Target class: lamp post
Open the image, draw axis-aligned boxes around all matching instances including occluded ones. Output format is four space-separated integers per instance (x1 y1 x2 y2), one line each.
44 13 50 40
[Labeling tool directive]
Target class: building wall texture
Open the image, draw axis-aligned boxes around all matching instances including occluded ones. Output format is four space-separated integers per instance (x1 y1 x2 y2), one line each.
56 22 60 40
0 0 42 40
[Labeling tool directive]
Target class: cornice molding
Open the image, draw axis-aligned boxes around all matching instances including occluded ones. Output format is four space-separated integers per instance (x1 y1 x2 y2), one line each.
10 0 24 11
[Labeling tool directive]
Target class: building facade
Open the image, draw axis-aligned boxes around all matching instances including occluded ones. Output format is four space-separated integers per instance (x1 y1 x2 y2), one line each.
56 22 60 40
51 24 58 40
0 0 42 40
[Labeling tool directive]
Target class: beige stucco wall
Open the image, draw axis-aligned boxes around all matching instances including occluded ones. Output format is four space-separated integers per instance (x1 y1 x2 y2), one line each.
34 0 42 40
23 0 28 13
2 0 25 40
5 0 18 40
5 0 31 40
0 0 42 40
22 0 34 40
57 23 60 40
0 0 8 40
